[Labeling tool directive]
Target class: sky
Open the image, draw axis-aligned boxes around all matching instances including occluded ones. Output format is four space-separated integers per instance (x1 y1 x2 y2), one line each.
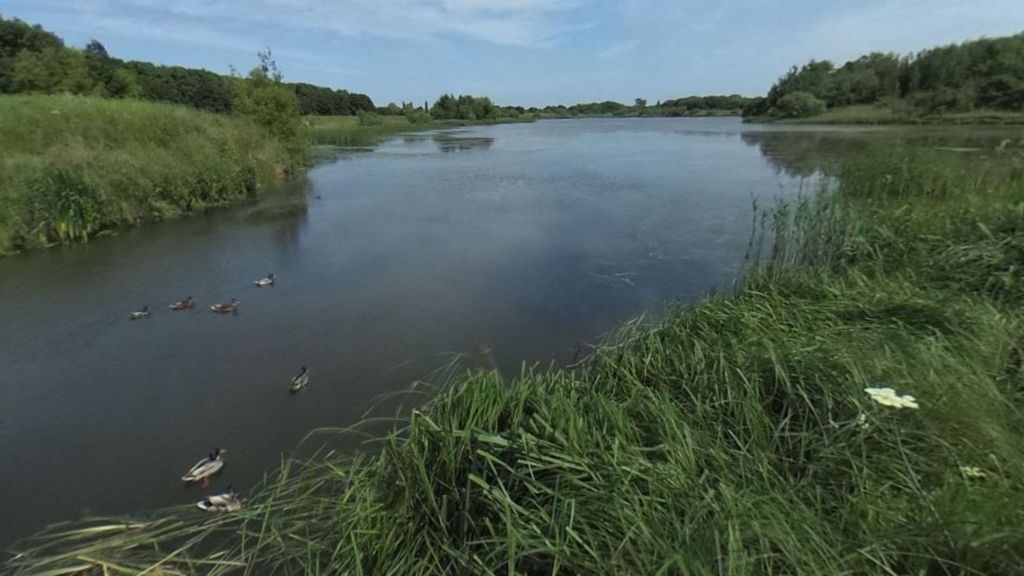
3 0 1023 106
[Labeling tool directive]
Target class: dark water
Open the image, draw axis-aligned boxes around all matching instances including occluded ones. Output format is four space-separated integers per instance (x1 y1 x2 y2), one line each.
0 117 1012 547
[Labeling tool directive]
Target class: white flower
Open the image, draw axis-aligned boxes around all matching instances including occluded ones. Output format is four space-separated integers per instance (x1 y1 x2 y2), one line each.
864 387 919 410
959 466 986 479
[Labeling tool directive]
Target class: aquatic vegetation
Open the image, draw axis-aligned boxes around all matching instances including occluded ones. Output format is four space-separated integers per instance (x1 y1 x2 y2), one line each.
7 146 1024 575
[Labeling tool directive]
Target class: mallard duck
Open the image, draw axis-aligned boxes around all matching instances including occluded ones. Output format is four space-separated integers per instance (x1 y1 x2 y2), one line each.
169 296 194 311
181 448 226 482
130 306 150 320
254 273 276 287
210 299 239 314
197 486 243 512
289 366 310 393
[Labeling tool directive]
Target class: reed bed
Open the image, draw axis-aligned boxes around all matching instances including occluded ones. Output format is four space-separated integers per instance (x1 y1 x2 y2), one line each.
0 94 292 255
6 147 1024 575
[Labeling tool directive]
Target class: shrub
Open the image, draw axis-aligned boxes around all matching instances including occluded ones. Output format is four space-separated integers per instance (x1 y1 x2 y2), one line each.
772 91 827 118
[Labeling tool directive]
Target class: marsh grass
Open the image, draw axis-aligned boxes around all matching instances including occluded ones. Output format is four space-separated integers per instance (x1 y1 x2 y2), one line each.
7 147 1024 575
0 94 292 255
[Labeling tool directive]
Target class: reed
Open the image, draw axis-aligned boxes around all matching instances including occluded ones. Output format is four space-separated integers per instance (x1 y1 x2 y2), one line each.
0 94 292 255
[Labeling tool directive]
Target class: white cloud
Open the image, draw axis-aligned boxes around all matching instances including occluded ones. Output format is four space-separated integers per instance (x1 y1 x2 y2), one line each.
43 0 587 49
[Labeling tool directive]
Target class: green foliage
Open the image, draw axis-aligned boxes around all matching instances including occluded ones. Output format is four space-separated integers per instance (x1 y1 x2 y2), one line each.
430 94 502 121
291 82 373 115
0 94 290 253
772 91 826 118
0 15 373 116
232 50 307 162
11 46 93 93
0 16 64 92
750 33 1024 121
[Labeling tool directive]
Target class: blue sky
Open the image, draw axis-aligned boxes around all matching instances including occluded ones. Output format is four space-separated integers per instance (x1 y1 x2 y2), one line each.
3 0 1022 106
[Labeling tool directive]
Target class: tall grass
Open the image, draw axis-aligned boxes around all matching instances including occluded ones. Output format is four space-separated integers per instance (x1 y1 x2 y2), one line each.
0 94 292 254
7 147 1024 575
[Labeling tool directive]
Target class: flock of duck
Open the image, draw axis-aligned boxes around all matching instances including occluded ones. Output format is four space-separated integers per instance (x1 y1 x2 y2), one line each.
131 272 310 512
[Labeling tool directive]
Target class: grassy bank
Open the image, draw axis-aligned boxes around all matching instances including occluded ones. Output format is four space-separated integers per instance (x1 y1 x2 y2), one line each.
308 114 535 147
759 104 1024 125
0 94 293 255
8 145 1024 574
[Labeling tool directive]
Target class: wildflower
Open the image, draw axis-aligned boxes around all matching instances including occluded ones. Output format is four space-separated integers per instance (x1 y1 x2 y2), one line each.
959 466 986 479
864 387 919 409
856 413 870 430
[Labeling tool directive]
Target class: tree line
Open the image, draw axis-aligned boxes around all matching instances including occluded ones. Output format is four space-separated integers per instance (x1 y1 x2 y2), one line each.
0 16 376 116
745 33 1024 119
523 95 754 118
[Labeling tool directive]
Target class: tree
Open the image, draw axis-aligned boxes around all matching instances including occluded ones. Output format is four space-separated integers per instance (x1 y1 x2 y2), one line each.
634 98 647 115
233 52 306 160
83 39 108 60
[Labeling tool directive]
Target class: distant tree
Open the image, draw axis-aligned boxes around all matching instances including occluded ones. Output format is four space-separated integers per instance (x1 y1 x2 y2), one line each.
108 67 141 99
83 39 108 60
634 98 647 115
12 46 92 93
233 52 306 159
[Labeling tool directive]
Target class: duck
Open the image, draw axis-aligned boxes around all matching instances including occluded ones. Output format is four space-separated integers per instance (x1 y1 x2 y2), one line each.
289 366 310 393
169 296 194 311
210 299 239 314
181 448 226 483
130 306 150 320
254 273 276 287
197 486 243 512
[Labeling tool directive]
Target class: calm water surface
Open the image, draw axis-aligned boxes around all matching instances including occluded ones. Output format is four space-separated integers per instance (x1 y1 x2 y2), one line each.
0 117 1009 546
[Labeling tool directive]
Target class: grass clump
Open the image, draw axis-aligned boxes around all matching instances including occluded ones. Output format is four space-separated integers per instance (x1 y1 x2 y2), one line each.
0 94 292 254
7 148 1024 575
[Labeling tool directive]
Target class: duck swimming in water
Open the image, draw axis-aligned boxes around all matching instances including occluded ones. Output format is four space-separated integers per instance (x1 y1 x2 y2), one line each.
130 306 150 320
254 273 276 287
289 366 310 393
197 485 243 512
182 448 226 483
169 296 194 311
210 299 239 314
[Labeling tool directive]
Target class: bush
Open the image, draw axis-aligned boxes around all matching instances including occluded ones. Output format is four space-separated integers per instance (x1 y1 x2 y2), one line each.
772 91 827 118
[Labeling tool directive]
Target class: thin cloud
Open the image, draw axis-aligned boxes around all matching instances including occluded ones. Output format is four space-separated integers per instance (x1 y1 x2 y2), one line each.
598 40 636 59
20 0 588 49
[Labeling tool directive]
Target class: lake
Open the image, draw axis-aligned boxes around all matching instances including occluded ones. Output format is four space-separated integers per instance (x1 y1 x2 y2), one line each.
0 117 1010 547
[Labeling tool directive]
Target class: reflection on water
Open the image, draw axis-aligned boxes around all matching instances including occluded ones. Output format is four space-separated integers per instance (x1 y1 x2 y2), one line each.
399 131 495 152
2 117 1017 547
741 125 1021 178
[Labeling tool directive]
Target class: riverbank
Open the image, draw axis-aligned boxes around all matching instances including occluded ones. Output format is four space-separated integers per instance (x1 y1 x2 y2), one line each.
9 143 1024 574
0 95 534 256
0 94 293 255
761 104 1024 125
